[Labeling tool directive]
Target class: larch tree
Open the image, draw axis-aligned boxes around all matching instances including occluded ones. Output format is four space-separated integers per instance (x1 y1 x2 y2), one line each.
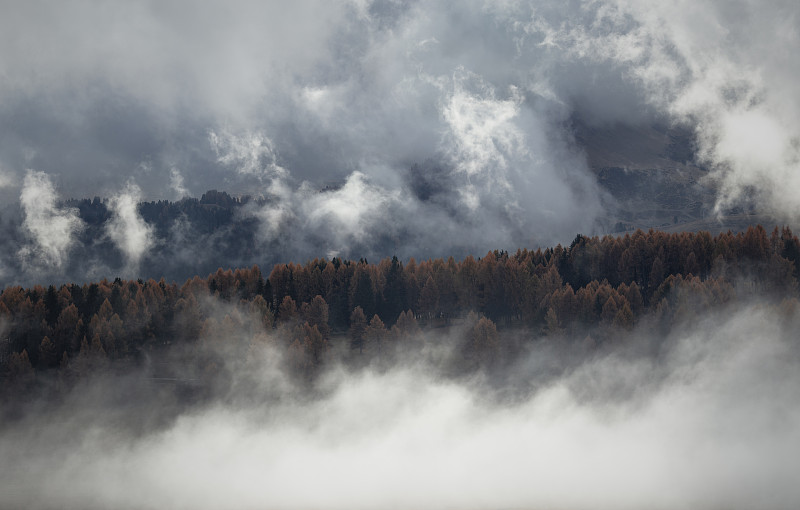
364 314 387 356
392 310 420 340
465 317 499 369
305 295 330 339
38 336 58 368
278 296 298 325
418 276 439 320
349 306 367 353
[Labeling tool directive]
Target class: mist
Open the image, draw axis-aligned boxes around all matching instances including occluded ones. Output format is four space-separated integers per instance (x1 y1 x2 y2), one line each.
1 300 799 510
17 170 84 273
105 182 154 275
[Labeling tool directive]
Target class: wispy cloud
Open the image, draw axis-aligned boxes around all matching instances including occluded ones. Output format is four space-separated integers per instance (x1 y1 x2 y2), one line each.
17 170 83 271
106 182 153 273
169 167 190 200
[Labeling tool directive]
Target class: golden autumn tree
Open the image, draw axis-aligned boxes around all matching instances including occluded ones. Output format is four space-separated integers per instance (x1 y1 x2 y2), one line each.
349 306 367 353
465 316 499 369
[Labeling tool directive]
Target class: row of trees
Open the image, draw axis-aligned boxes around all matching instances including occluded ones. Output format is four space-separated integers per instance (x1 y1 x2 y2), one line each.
1 226 797 382
264 225 795 326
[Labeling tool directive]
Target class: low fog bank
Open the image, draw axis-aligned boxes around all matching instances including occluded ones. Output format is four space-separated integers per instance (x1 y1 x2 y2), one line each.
2 302 799 510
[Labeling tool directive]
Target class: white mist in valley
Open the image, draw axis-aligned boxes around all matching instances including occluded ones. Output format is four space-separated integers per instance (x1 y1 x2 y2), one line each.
2 303 798 510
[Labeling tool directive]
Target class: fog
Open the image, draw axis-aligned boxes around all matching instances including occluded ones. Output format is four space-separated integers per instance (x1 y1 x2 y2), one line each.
1 0 799 282
17 170 84 273
105 182 154 275
2 302 799 510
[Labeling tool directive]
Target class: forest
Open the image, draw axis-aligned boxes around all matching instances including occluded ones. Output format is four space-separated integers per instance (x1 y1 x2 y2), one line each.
2 224 799 394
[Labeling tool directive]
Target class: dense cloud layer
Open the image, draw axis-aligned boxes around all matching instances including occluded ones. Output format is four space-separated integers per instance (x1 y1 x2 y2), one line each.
1 302 799 509
1 0 798 278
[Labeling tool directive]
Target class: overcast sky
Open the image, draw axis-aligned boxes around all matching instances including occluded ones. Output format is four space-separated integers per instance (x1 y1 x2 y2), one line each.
1 0 799 277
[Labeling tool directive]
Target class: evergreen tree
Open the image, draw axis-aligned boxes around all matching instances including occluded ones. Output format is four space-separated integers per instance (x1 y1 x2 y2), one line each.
349 306 367 353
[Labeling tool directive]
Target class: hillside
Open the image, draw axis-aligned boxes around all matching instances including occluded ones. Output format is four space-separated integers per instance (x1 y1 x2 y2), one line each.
574 121 774 233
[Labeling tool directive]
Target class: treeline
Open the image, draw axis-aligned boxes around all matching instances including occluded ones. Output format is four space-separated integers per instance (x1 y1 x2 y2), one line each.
1 225 799 382
58 190 264 281
69 189 259 238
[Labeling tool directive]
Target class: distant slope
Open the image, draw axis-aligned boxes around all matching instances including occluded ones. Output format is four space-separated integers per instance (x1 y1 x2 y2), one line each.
573 120 766 234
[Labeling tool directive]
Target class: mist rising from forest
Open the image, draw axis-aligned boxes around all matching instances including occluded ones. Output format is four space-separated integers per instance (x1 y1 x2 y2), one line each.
1 301 799 510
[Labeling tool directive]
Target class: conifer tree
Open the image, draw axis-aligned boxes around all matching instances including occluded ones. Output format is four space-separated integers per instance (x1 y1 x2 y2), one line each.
364 314 387 356
38 336 58 368
466 317 499 368
349 306 367 353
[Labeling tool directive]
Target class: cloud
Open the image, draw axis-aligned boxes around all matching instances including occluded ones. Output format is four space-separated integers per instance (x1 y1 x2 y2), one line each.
0 1 609 254
431 68 603 242
17 170 84 271
0 165 15 189
439 70 525 210
106 182 153 273
523 0 800 218
302 171 402 249
169 167 190 200
209 129 288 184
1 0 799 281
